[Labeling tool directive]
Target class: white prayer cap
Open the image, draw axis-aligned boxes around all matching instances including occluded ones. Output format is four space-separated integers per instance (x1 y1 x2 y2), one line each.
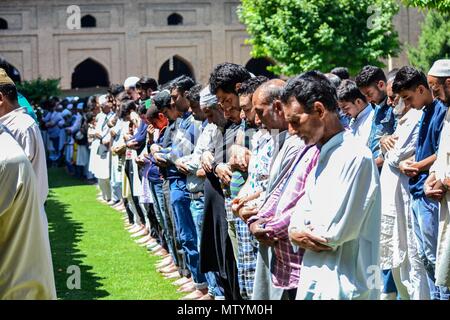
200 86 218 109
123 76 140 90
428 59 450 77
98 94 108 105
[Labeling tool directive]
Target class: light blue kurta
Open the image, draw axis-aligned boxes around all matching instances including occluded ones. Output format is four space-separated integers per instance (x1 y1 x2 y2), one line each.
289 131 382 300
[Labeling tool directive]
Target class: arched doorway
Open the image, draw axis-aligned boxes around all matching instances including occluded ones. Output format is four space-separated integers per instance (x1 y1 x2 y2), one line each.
81 15 97 28
0 56 21 83
167 13 183 26
245 58 276 79
158 56 194 87
71 58 109 89
0 18 8 30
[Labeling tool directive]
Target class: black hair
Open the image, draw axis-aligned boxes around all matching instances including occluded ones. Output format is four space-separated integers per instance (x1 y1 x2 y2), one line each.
281 70 338 113
330 67 349 80
121 99 137 115
209 62 251 95
137 102 148 116
337 79 367 103
170 75 195 93
392 66 429 94
136 77 158 91
387 68 399 83
325 73 342 89
153 90 172 110
186 84 203 103
0 83 18 102
355 65 387 88
108 84 125 96
237 75 269 96
85 112 95 124
86 96 97 110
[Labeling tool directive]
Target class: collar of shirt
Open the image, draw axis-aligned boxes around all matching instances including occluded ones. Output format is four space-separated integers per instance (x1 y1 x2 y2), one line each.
182 111 191 120
317 130 346 164
423 99 437 113
378 96 388 109
354 104 372 122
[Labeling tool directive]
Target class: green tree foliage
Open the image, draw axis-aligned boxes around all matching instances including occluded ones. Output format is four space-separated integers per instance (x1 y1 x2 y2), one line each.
238 0 400 76
402 0 450 12
408 10 450 72
16 77 61 105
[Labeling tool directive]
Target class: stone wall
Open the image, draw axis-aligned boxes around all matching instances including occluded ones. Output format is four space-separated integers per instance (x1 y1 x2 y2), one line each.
0 0 425 89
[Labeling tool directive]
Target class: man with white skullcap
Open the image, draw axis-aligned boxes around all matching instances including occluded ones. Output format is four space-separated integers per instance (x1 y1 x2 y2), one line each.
88 94 114 202
124 76 140 101
424 59 450 293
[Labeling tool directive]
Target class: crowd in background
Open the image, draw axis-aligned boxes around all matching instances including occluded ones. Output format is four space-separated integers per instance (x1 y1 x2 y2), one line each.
1 58 450 300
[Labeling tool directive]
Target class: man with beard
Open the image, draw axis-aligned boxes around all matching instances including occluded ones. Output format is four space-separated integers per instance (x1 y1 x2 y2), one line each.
287 71 382 300
424 59 450 295
199 62 251 300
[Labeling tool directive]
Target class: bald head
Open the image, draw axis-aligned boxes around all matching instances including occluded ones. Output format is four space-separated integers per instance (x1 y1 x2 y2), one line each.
252 79 287 130
254 79 286 103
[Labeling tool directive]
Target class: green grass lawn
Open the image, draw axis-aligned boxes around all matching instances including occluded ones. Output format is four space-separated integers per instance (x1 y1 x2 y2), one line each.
46 168 183 300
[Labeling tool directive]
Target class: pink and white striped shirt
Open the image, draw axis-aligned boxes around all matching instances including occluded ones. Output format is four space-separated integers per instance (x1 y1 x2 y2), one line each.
249 144 320 289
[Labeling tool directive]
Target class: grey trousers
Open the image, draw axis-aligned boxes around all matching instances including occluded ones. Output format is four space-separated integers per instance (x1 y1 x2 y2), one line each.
252 244 284 300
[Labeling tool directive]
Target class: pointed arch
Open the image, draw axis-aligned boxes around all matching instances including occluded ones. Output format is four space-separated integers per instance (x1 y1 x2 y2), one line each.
167 13 183 26
245 58 276 79
158 55 195 86
0 56 21 82
71 58 109 89
0 18 8 30
81 15 97 28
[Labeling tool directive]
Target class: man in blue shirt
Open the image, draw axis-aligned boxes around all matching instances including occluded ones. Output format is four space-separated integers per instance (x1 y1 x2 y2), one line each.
152 76 207 298
356 65 397 169
393 66 449 300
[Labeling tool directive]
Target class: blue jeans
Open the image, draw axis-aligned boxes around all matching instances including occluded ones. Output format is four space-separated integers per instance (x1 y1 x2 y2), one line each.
190 197 224 297
169 178 206 288
412 196 450 300
150 181 177 264
382 269 397 294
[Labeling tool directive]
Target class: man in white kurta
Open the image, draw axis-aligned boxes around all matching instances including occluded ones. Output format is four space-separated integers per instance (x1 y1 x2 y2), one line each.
0 124 56 299
289 131 382 300
426 59 450 289
433 107 450 288
379 105 430 299
89 95 113 201
283 72 382 300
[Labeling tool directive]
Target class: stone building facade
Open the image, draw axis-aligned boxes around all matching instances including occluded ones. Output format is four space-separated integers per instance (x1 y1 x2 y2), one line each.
0 0 425 90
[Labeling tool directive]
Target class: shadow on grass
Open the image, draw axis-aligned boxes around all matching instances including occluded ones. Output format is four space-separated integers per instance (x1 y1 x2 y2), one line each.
47 168 91 189
46 169 109 300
